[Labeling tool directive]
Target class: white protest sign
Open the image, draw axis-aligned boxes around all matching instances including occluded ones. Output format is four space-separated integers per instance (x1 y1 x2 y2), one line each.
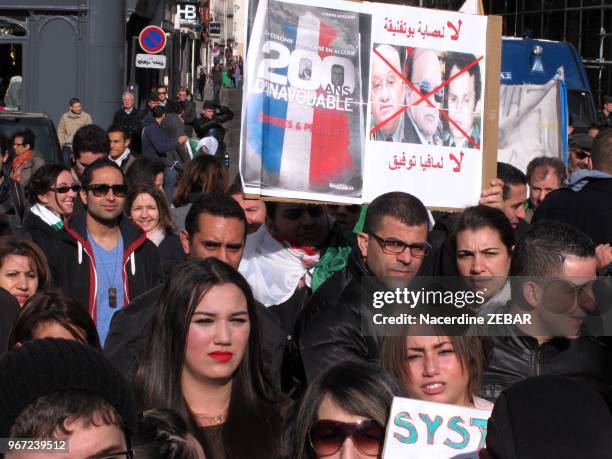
363 4 492 209
135 54 167 69
497 73 564 173
240 0 501 208
382 397 491 459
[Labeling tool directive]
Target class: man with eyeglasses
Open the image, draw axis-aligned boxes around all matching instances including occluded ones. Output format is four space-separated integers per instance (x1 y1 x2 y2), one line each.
154 84 175 113
404 48 444 145
48 159 162 345
481 220 612 403
296 191 431 383
0 339 137 459
567 132 593 174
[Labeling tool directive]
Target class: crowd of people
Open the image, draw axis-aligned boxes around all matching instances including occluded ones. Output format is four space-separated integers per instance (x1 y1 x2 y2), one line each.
0 80 611 458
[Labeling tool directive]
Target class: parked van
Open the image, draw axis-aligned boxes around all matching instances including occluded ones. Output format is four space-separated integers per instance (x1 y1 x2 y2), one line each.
501 37 596 131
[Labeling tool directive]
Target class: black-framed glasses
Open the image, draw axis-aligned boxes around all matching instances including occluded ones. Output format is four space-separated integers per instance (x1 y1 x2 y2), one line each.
309 419 383 457
369 233 432 258
84 184 128 198
157 91 167 95
12 142 24 147
91 449 133 459
413 80 444 104
49 184 81 193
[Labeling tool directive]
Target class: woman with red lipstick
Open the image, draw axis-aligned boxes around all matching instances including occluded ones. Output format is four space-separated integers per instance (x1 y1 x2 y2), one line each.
135 258 285 459
381 334 493 410
0 237 50 308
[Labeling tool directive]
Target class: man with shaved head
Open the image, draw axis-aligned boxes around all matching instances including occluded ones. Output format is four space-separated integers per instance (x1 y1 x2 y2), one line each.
404 48 444 145
370 44 407 142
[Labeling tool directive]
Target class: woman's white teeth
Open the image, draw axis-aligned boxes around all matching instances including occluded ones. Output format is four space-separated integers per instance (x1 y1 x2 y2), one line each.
424 383 443 390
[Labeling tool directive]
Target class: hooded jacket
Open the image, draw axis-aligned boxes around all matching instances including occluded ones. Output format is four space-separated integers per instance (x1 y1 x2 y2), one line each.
48 211 163 320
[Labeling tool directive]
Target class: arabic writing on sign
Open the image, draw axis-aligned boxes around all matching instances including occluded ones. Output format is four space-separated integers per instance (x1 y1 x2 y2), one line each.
388 151 465 172
383 18 462 41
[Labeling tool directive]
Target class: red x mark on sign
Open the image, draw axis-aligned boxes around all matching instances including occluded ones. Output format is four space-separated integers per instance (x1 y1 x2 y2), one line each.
370 47 483 149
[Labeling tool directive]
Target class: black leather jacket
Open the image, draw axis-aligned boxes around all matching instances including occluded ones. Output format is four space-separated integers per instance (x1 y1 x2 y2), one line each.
295 249 383 384
481 325 612 404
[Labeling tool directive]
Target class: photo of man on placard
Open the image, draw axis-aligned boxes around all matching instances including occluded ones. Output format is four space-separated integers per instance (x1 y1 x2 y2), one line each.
370 44 407 142
443 51 482 149
403 48 445 146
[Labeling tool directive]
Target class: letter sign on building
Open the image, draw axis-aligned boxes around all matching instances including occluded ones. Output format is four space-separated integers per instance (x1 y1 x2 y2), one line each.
177 1 201 27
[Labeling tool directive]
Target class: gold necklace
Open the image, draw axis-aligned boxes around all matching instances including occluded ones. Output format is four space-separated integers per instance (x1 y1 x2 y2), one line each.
194 411 227 426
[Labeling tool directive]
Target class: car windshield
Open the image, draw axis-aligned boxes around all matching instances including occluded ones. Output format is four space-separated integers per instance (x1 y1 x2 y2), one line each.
567 90 596 129
0 116 61 164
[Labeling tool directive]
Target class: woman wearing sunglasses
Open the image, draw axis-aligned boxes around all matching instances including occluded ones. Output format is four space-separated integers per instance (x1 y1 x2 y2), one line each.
24 164 80 255
289 361 403 459
381 333 493 410
134 258 286 459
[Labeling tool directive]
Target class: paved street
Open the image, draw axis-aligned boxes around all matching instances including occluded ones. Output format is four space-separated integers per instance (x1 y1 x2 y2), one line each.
195 83 243 182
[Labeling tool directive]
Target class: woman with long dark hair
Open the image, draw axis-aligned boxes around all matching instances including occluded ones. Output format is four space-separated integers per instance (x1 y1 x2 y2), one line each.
8 287 100 349
288 361 403 459
134 258 285 459
171 155 228 231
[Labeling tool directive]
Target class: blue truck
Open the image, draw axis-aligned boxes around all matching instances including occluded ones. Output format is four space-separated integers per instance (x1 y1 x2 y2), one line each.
500 37 596 132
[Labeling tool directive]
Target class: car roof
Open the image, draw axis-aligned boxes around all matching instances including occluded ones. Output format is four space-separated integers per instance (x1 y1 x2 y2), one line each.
0 111 50 118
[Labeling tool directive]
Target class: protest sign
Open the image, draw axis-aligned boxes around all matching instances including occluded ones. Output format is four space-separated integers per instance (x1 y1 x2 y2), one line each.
241 0 370 203
382 397 491 459
240 0 501 209
363 5 500 209
497 71 566 173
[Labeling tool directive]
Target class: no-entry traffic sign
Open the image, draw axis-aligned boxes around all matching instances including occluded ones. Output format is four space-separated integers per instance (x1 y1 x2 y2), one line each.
139 26 166 54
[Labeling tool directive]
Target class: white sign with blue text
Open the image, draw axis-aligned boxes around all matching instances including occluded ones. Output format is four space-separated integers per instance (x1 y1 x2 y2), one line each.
382 397 491 459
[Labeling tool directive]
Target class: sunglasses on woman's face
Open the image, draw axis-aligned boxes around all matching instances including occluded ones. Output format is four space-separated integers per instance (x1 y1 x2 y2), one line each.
309 419 384 457
49 184 81 194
